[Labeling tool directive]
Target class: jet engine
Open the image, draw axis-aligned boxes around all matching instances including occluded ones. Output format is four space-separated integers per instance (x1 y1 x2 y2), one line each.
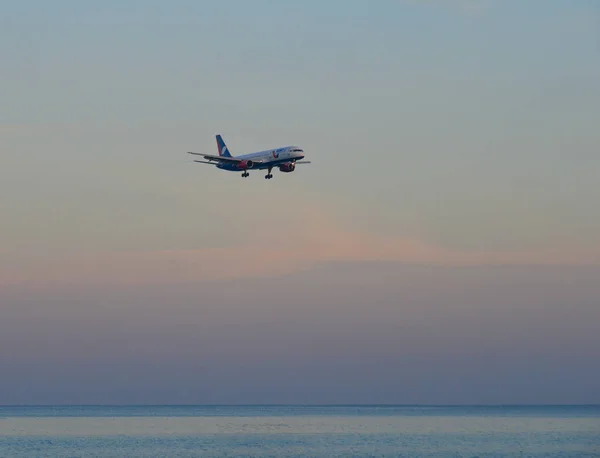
279 162 296 173
237 159 254 170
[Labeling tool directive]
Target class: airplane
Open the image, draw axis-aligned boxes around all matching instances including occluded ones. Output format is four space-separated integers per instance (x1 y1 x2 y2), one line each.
188 135 310 179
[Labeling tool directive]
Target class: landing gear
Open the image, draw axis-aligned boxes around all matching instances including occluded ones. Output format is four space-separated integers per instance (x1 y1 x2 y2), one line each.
241 171 249 178
265 167 273 179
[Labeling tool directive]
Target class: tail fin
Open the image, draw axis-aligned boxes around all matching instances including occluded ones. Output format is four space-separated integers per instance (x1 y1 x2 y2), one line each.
216 134 232 157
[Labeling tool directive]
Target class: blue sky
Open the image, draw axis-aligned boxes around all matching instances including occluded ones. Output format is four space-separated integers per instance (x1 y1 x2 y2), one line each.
1 0 599 404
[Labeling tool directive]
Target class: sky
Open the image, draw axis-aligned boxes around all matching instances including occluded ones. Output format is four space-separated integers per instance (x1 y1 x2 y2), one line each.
1 0 599 404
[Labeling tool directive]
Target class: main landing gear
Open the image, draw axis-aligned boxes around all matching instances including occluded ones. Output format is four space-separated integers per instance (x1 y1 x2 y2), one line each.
265 167 273 179
241 171 249 178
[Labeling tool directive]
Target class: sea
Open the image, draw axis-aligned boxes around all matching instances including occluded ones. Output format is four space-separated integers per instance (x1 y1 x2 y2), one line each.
1 405 598 457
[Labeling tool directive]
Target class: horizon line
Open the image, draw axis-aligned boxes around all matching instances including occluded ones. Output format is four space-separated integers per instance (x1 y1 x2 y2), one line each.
2 403 599 407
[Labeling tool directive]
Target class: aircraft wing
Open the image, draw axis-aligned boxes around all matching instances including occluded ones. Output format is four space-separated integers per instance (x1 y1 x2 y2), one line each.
188 151 260 164
188 152 251 163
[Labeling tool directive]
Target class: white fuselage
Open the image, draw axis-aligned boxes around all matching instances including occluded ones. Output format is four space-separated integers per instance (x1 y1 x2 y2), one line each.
217 145 305 171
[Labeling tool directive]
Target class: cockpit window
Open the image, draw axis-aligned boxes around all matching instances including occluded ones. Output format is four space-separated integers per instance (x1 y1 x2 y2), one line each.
291 149 303 152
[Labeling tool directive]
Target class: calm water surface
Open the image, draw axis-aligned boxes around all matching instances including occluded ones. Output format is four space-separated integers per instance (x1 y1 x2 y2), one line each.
1 405 598 457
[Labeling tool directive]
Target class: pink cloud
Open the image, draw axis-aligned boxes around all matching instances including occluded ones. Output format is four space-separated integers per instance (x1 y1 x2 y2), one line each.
2 205 598 290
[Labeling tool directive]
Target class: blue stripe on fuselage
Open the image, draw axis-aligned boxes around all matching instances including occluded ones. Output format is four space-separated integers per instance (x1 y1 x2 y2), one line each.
217 156 304 171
